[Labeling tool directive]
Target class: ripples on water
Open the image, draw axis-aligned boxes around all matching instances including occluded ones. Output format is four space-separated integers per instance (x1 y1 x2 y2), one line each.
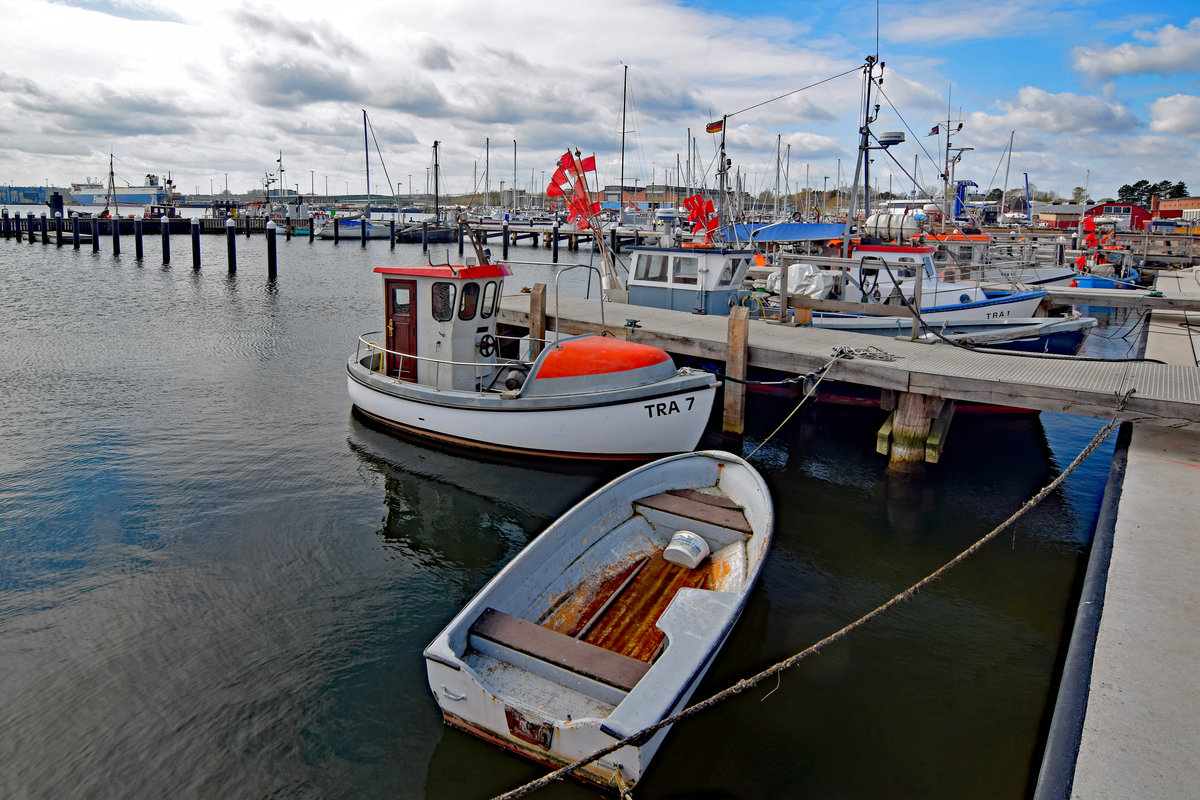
0 222 1120 798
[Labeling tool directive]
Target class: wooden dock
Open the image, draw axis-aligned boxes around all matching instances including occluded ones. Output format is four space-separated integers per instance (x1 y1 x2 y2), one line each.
497 292 1200 433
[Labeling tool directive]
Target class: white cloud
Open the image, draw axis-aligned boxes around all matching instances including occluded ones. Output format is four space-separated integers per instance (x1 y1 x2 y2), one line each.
989 87 1140 135
1073 18 1200 81
1149 94 1200 139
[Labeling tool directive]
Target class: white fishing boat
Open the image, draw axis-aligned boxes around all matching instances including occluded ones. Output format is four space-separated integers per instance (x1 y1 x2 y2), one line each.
424 449 773 791
345 242 718 459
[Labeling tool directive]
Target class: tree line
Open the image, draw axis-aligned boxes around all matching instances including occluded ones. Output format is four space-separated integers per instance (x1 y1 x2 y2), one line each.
1116 179 1189 208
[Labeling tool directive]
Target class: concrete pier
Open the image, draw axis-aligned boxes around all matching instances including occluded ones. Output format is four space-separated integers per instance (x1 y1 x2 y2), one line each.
1037 266 1200 799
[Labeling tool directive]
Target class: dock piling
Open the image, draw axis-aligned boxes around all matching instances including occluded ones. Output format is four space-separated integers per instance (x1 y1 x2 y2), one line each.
27 213 35 245
722 307 750 435
529 283 547 358
421 221 429 252
111 214 120 255
226 217 236 273
266 220 277 279
390 219 396 250
191 218 201 269
134 217 143 259
160 216 169 264
72 215 79 249
1 209 8 239
502 221 510 260
457 222 464 256
333 218 339 243
308 219 314 243
41 213 49 245
54 212 62 247
91 216 99 252
552 222 560 263
884 392 946 472
360 216 367 248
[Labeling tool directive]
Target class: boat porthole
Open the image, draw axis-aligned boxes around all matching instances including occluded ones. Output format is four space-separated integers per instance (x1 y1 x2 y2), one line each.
959 294 971 304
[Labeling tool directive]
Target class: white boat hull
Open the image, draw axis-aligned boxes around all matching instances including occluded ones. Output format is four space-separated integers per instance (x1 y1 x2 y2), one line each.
347 372 716 458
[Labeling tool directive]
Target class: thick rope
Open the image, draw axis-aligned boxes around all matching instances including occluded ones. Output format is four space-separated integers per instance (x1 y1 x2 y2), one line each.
493 391 1132 800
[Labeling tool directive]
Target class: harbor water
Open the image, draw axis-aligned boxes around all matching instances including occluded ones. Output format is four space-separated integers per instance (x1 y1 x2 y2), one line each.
0 212 1128 798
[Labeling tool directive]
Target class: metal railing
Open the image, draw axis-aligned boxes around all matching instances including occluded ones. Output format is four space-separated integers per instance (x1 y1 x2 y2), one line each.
354 331 554 393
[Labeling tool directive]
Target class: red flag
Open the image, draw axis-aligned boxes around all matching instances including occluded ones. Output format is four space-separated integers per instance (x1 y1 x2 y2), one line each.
1085 231 1098 246
550 166 569 188
705 119 723 134
546 182 565 197
1082 216 1095 232
579 155 596 173
567 180 590 227
1074 255 1087 269
560 151 578 177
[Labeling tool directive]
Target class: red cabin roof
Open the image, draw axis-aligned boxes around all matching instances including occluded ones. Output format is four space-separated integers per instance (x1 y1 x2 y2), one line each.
374 263 511 279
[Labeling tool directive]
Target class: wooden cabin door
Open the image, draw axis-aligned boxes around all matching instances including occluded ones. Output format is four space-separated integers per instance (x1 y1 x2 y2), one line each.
384 279 418 380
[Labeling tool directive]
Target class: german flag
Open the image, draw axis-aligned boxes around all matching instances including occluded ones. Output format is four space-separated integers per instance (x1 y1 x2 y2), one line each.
705 119 723 134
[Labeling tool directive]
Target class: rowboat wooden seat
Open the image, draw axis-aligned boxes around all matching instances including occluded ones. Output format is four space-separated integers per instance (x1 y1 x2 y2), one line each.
469 607 650 692
634 488 752 539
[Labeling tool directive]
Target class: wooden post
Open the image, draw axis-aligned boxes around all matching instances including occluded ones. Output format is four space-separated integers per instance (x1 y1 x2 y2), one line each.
552 221 560 263
457 221 464 256
421 221 429 252
610 226 618 254
72 215 80 249
529 282 547 358
27 213 35 244
91 215 99 252
1 209 8 239
134 217 144 259
160 215 169 264
244 215 251 238
266 220 277 279
41 213 49 244
775 261 789 323
502 220 510 260
191 218 201 269
390 219 396 250
308 218 314 243
723 306 750 434
887 392 945 472
333 217 339 243
910 266 923 340
226 216 237 273
360 215 367 247
111 214 120 255
54 212 63 247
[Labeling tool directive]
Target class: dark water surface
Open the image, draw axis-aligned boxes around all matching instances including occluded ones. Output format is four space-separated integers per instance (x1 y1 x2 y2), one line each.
1 221 1124 798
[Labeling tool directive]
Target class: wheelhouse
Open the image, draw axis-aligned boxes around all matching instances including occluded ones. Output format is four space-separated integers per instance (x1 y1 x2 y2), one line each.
375 262 510 390
626 245 755 314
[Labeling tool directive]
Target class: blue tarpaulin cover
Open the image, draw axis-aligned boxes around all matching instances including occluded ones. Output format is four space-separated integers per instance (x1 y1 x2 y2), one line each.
721 222 846 243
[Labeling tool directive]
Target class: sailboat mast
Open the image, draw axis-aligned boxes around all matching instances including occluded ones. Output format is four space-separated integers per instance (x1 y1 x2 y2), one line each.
1000 130 1014 217
433 141 440 222
620 63 628 217
363 109 370 208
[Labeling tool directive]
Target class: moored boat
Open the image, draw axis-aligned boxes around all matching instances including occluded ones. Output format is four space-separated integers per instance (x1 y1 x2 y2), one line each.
345 243 718 459
423 449 773 791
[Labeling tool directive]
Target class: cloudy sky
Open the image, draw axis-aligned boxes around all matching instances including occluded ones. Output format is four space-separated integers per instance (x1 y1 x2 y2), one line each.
1 0 1197 203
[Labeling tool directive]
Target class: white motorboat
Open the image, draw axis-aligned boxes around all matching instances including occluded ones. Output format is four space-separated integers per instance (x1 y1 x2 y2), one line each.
346 248 718 459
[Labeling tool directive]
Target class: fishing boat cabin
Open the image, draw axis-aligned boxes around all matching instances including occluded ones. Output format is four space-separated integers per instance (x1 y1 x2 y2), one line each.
626 244 755 314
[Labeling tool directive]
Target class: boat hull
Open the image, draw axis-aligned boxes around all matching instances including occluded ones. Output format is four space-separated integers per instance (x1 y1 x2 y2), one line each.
347 363 716 459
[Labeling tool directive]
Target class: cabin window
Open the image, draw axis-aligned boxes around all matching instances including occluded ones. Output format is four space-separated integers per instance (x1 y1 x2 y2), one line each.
431 282 456 321
672 256 698 285
480 281 498 319
458 282 480 320
391 286 411 315
719 258 740 286
634 253 669 282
